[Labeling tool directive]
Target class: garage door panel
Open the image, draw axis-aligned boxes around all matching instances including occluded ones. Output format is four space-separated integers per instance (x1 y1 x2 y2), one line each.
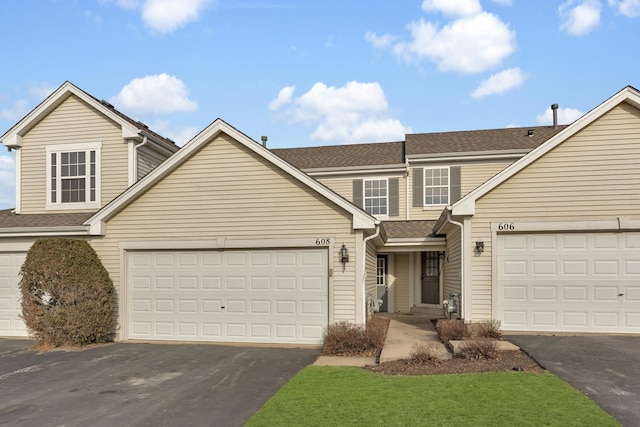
127 248 328 344
498 232 640 333
0 253 28 337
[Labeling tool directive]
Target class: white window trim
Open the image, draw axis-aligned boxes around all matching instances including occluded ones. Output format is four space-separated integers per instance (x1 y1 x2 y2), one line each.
423 166 450 209
46 142 102 210
363 177 389 218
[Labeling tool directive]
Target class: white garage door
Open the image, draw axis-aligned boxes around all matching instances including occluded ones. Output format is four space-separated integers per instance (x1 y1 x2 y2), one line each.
498 232 640 333
0 252 28 337
127 248 329 344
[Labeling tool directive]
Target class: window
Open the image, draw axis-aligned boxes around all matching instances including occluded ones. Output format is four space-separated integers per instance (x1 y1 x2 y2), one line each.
424 167 449 205
46 142 101 209
364 179 387 216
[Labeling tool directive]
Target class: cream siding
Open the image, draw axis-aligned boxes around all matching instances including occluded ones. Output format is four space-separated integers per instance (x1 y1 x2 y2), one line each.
20 95 129 213
442 224 462 304
409 161 514 221
393 254 410 312
470 103 640 321
365 240 377 313
137 144 169 180
90 133 362 333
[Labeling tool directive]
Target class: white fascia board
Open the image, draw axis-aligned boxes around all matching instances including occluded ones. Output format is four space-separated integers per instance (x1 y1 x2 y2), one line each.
0 226 90 237
451 86 640 217
86 119 378 231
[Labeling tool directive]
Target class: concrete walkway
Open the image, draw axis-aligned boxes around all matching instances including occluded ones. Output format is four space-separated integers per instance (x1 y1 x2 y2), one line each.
315 307 449 367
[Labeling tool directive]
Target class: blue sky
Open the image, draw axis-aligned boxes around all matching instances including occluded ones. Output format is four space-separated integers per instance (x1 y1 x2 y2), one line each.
1 0 639 208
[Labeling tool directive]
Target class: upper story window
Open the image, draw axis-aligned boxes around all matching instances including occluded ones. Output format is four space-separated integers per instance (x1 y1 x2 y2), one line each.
46 142 101 210
412 166 461 209
424 167 449 206
364 179 388 216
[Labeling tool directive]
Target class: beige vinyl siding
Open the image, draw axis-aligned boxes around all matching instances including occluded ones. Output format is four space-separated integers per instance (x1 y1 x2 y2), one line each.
137 144 170 180
393 254 410 312
318 175 408 220
90 133 362 330
20 95 129 213
409 161 513 221
442 224 461 311
365 240 377 313
470 103 640 321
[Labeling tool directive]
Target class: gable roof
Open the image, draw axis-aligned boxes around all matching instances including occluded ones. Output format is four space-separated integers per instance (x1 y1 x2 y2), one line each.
272 141 404 170
0 81 177 151
406 125 568 158
439 85 640 225
86 119 378 234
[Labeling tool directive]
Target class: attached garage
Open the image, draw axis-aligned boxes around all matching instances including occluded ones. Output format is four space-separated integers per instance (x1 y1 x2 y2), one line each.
0 252 27 337
497 232 640 333
126 248 329 344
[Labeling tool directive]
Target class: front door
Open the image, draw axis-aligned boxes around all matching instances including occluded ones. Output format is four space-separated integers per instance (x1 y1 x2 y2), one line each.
376 255 388 312
421 252 440 304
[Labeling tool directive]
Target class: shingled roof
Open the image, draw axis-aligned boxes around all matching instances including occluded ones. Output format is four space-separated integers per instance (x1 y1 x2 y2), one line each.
0 209 93 229
272 141 404 169
406 125 568 156
381 220 438 239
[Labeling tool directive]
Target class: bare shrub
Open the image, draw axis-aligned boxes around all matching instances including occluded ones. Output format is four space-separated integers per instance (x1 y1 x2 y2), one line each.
472 320 503 340
20 238 115 348
458 339 499 360
436 318 469 343
410 343 442 364
322 317 388 356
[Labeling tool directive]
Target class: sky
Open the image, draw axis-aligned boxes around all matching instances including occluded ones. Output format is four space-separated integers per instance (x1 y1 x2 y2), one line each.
0 0 639 208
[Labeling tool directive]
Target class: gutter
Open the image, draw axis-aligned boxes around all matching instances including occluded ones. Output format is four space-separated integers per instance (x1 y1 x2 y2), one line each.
0 226 90 237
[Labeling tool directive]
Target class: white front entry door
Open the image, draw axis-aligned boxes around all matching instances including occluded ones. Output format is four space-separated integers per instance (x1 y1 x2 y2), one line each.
126 248 328 344
497 232 640 333
0 252 28 337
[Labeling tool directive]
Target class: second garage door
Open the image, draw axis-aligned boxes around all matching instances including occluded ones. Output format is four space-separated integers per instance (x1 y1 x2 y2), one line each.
127 248 328 344
497 232 640 333
0 252 27 337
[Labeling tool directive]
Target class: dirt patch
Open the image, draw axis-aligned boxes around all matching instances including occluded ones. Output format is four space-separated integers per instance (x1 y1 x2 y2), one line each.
368 350 544 376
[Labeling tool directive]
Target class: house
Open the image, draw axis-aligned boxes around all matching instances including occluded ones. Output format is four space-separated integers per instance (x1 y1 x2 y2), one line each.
1 82 639 345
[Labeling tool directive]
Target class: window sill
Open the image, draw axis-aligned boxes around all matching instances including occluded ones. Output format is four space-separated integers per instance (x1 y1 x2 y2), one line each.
422 205 447 211
46 201 101 211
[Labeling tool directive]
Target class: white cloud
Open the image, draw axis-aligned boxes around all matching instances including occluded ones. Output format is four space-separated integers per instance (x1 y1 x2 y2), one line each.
559 0 601 36
0 99 30 122
392 13 515 74
536 106 585 125
421 0 482 17
110 74 197 115
491 0 513 5
471 67 526 98
364 31 396 48
142 0 210 33
609 0 640 16
271 81 411 144
0 155 15 209
166 126 198 146
28 82 57 99
268 86 295 111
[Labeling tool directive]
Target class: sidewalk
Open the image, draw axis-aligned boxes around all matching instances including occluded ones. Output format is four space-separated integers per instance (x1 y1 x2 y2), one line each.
314 308 449 367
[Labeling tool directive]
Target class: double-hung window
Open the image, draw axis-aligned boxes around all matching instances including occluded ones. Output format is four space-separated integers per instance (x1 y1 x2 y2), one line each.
424 167 449 206
46 142 101 209
364 179 388 216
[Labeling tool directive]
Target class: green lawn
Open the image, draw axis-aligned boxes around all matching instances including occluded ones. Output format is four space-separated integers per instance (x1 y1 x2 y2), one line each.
247 366 619 427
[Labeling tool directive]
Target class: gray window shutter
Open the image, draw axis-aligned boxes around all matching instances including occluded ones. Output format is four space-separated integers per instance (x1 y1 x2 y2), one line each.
388 178 399 216
450 166 461 203
412 168 423 207
352 179 363 208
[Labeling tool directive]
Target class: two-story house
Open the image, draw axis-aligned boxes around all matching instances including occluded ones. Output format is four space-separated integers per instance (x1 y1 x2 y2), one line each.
2 82 640 344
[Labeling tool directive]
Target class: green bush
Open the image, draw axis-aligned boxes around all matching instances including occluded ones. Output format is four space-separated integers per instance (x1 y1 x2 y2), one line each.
19 238 115 347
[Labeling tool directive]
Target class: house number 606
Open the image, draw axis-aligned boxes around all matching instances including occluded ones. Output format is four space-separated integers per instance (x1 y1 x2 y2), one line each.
498 223 515 231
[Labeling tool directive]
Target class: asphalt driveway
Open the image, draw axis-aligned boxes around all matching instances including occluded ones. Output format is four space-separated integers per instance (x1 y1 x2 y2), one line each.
0 339 319 427
509 335 640 427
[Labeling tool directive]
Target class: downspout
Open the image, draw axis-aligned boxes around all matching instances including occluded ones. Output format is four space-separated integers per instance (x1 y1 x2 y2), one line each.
405 158 410 221
362 223 380 320
444 206 465 320
132 136 149 184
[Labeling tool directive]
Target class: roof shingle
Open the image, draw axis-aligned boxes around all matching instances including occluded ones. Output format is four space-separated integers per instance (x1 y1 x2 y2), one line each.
0 209 93 229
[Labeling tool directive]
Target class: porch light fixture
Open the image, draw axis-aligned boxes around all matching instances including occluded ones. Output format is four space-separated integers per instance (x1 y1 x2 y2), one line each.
475 241 485 254
339 244 349 264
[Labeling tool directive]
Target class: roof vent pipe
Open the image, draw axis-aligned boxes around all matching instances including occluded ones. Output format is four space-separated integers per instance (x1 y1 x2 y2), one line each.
551 103 559 129
261 135 268 147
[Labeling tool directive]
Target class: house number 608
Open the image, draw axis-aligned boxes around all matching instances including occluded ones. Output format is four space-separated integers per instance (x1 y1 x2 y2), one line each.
498 223 515 231
315 238 331 245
